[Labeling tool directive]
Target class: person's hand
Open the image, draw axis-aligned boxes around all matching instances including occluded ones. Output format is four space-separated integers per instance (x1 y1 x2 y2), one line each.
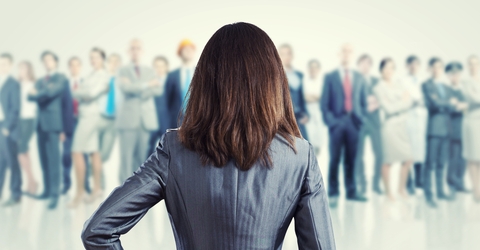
59 132 66 142
456 102 468 111
450 98 459 105
1 128 9 137
120 77 131 84
367 95 377 104
402 91 410 100
29 88 37 95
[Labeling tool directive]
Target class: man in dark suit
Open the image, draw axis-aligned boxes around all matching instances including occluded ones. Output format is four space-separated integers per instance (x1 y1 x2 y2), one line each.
28 51 68 209
321 44 367 207
0 53 22 206
422 57 455 208
445 62 469 193
147 56 169 157
354 54 383 196
165 39 196 129
278 44 309 140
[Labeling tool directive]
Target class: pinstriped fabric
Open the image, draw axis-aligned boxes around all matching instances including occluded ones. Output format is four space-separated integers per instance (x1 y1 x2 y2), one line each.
82 130 336 250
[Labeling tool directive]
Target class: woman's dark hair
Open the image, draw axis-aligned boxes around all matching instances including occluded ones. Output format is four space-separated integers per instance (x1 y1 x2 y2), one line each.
41 50 59 62
379 57 394 72
429 57 442 67
445 62 463 73
178 22 300 171
91 47 106 60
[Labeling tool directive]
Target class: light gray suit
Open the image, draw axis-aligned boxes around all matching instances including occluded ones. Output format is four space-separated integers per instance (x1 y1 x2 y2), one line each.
82 130 336 249
117 64 160 182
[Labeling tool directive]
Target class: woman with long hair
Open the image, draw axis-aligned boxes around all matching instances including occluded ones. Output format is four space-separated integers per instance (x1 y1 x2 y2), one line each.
69 48 109 208
17 61 38 195
82 23 335 249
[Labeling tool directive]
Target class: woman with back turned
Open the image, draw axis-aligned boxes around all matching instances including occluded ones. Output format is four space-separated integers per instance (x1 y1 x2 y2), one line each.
81 22 335 250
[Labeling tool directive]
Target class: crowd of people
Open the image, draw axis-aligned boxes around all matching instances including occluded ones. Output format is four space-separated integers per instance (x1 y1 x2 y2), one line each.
0 40 479 211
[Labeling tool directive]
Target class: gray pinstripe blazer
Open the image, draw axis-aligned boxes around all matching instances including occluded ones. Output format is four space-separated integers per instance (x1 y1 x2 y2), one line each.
82 129 335 250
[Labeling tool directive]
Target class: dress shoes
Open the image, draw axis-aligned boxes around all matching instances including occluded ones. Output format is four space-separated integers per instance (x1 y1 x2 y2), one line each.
3 197 21 207
346 194 368 202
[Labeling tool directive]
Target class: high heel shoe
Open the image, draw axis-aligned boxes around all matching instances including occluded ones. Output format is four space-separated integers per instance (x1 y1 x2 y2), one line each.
68 193 87 209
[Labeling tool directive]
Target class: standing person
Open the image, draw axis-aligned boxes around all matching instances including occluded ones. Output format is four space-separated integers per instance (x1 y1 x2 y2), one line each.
445 62 469 194
0 53 22 206
82 22 335 250
422 57 455 208
164 39 196 129
97 53 122 163
278 44 309 140
28 50 68 209
69 48 109 208
61 56 80 195
303 59 325 155
116 39 160 183
147 56 169 157
16 61 38 195
321 43 367 208
404 55 427 194
463 55 480 202
373 58 414 201
354 54 383 196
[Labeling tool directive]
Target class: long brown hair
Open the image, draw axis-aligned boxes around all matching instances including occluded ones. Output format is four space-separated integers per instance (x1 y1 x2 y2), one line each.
178 22 301 171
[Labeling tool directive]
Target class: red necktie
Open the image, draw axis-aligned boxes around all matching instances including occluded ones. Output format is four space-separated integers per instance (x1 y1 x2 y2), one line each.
73 80 79 116
343 70 353 112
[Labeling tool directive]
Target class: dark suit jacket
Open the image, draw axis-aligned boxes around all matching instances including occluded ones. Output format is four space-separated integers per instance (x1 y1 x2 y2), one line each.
320 69 365 128
28 73 68 132
289 71 309 120
61 81 75 136
358 76 381 128
449 87 465 140
82 130 336 250
422 79 453 137
0 76 21 140
164 69 182 129
154 93 168 134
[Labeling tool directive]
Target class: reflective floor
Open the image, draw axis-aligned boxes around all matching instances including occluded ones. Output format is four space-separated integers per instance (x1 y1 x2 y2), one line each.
0 136 479 250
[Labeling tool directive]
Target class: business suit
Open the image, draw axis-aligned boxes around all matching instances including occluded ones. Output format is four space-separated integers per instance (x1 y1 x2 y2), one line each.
147 76 168 158
28 72 68 206
321 69 365 198
82 130 336 250
0 76 22 201
287 70 309 140
60 76 75 193
117 64 160 183
164 69 183 129
354 76 383 194
447 85 466 190
422 79 454 201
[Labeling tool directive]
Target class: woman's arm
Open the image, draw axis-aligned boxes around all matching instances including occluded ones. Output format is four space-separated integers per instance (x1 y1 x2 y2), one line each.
294 144 336 250
81 134 170 250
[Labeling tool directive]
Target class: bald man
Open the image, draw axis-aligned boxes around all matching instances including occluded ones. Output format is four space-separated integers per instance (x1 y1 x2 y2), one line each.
320 44 367 207
116 39 161 183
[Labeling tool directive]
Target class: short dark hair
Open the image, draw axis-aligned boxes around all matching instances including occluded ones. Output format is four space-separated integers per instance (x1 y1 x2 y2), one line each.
429 57 442 67
357 54 372 65
406 55 419 65
445 62 463 73
153 55 169 66
68 56 81 66
178 22 300 171
91 47 106 60
0 53 13 63
41 50 59 62
379 57 394 72
307 59 320 68
278 43 293 54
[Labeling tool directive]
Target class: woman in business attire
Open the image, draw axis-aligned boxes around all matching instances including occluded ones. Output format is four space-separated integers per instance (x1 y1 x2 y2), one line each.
304 59 326 156
82 23 335 250
69 48 109 208
463 55 480 202
374 58 414 201
16 61 38 195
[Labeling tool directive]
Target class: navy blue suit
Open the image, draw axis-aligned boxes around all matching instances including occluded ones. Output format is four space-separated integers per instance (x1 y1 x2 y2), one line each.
422 79 454 200
60 82 75 193
164 69 183 129
289 71 309 140
447 87 467 191
0 76 22 200
147 79 170 159
321 69 365 197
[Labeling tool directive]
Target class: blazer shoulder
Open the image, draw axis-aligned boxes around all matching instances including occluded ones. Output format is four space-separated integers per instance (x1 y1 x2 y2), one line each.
295 70 304 79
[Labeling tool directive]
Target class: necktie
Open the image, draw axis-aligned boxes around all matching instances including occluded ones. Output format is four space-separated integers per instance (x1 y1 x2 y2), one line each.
73 80 79 116
105 77 115 116
343 70 353 112
182 69 192 104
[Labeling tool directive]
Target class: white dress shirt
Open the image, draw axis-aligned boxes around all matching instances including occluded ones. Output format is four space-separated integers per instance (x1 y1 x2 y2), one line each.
20 81 37 119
